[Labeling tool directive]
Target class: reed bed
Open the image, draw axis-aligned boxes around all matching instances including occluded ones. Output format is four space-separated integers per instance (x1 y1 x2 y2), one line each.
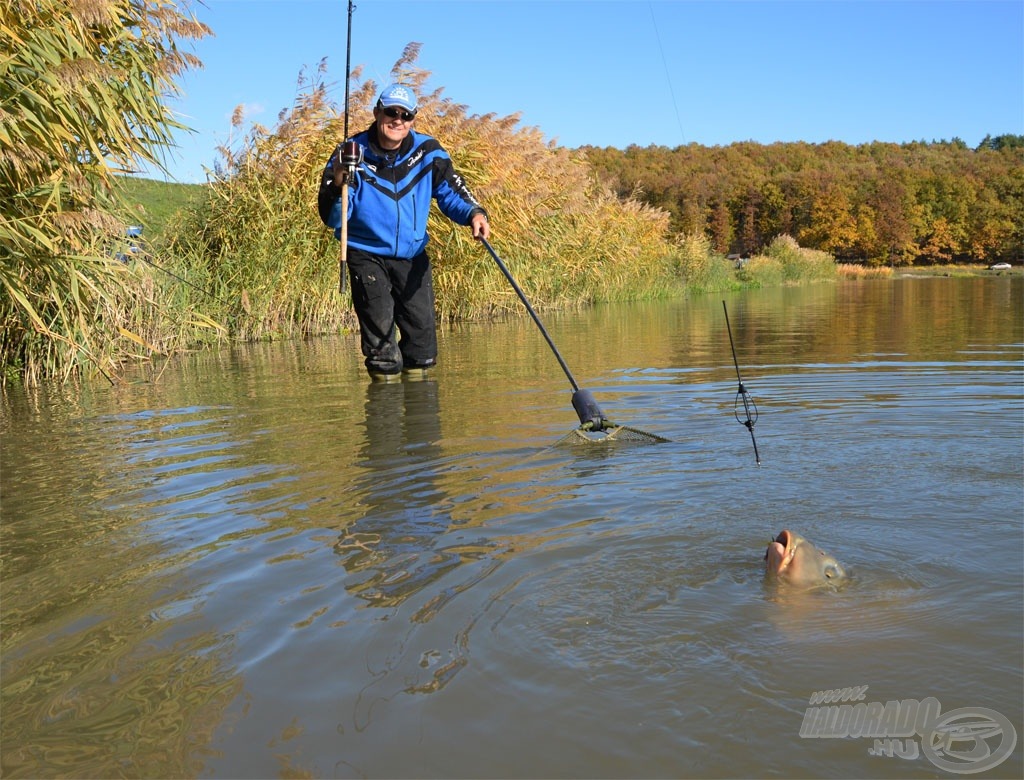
836 263 895 279
166 47 679 339
736 235 838 287
672 232 739 293
1 0 210 386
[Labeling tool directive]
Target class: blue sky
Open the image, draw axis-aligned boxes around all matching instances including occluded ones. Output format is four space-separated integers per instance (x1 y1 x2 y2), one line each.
151 0 1024 183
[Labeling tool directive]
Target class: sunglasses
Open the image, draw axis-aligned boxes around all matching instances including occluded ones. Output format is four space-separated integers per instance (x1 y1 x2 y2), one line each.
380 106 416 122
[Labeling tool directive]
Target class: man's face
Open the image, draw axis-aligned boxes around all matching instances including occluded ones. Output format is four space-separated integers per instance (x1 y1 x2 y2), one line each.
374 105 415 150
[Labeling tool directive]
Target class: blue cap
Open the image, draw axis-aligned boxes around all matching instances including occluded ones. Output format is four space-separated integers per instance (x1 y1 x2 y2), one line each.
378 83 418 113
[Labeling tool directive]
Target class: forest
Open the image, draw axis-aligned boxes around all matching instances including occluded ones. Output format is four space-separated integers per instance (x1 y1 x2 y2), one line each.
583 134 1024 265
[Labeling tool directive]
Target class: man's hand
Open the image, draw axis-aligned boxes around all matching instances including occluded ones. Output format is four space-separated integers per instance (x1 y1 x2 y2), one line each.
333 142 363 188
471 212 490 241
333 158 348 189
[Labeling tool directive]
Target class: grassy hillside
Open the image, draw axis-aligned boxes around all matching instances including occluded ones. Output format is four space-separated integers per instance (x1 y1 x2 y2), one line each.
115 176 207 243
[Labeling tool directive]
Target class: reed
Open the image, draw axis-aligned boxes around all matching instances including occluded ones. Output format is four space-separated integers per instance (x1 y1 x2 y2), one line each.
736 255 783 288
768 235 837 282
673 232 739 292
0 0 210 386
737 235 838 287
836 263 894 279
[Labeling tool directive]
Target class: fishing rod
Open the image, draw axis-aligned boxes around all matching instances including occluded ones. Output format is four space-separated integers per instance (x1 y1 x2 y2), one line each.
722 300 761 466
336 0 359 295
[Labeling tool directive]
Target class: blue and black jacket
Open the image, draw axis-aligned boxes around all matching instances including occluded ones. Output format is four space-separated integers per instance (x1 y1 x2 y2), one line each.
318 124 486 259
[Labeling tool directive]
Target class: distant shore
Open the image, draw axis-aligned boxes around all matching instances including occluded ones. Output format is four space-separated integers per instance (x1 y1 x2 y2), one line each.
836 263 1020 280
895 264 1021 278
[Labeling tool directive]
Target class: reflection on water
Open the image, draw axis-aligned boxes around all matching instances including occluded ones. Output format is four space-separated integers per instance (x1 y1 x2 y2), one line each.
337 380 465 610
2 278 1022 778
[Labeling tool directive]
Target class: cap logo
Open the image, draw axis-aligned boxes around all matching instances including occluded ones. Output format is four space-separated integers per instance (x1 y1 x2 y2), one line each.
387 86 412 103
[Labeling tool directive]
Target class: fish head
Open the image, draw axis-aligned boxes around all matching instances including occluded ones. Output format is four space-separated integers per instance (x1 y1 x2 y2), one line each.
764 529 847 588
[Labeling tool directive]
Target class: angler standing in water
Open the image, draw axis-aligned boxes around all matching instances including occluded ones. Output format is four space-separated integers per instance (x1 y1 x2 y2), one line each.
318 83 490 382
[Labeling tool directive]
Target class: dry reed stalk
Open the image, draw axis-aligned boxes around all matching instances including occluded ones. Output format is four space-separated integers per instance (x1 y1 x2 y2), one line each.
1 0 211 386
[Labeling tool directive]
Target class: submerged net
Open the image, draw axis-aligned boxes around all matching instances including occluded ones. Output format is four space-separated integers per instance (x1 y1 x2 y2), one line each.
557 424 671 446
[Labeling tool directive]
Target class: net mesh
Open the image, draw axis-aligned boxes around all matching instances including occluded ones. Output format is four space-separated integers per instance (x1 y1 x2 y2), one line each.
557 424 670 446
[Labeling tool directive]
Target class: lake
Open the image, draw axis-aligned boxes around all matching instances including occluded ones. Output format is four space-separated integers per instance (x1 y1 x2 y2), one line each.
2 276 1022 778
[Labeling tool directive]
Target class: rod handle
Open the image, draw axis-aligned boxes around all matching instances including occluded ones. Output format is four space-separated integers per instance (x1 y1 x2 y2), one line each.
339 183 349 294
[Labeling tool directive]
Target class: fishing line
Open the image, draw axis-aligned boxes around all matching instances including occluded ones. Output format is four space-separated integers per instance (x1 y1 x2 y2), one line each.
137 253 233 307
722 301 761 465
647 1 687 145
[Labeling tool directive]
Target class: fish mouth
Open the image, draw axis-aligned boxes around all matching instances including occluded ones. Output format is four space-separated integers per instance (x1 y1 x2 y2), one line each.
765 529 796 574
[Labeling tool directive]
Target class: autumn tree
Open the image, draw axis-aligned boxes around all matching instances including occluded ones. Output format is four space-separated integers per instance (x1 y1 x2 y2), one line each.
798 185 859 259
584 136 1024 265
919 217 961 265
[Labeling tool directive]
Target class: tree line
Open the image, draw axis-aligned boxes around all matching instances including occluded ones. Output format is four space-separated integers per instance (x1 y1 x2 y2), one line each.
583 135 1024 265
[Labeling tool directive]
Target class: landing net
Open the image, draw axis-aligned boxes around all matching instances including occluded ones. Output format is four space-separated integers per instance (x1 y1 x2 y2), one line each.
557 424 670 446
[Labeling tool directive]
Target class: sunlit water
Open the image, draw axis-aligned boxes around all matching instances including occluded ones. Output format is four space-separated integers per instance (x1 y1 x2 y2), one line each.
2 278 1021 778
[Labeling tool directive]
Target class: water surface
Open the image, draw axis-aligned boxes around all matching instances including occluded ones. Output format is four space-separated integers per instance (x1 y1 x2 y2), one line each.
2 278 1022 778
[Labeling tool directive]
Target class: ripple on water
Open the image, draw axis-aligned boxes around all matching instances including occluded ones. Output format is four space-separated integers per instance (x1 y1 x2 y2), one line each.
2 281 1021 779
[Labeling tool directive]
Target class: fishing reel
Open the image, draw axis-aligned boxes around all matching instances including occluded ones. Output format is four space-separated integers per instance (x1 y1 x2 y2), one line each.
334 141 363 186
340 141 362 168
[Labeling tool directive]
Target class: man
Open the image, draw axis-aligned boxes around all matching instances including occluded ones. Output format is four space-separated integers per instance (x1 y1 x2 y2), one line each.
318 83 490 381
